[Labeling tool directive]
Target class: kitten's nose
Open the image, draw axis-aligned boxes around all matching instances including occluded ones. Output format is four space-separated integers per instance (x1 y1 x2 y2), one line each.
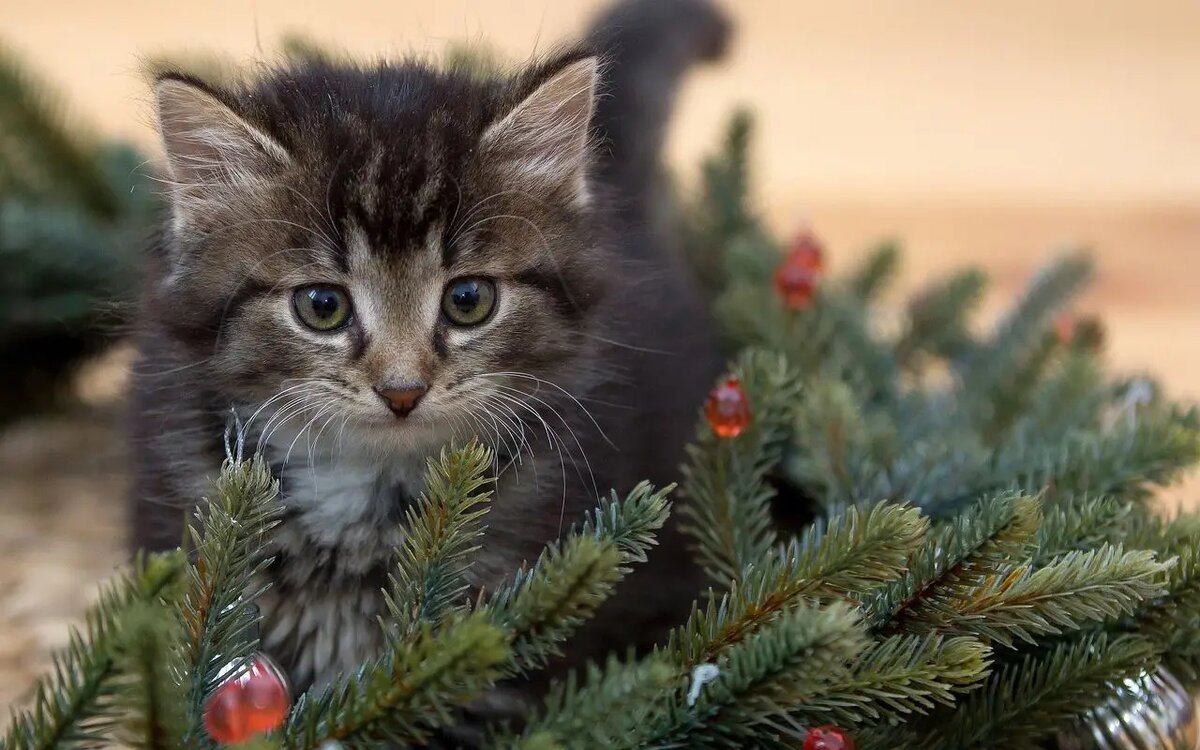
375 383 427 417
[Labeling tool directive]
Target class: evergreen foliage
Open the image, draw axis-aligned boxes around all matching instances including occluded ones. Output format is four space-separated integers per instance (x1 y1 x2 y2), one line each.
4 63 1200 750
0 43 159 422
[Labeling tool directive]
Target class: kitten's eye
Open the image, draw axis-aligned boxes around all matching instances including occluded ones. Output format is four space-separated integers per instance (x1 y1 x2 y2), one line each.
442 277 497 326
293 285 353 331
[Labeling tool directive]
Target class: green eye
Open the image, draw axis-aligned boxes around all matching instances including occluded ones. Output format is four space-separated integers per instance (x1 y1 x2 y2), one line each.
293 285 352 331
442 277 497 326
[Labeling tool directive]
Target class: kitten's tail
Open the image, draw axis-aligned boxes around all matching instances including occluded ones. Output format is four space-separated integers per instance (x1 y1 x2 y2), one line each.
586 0 732 203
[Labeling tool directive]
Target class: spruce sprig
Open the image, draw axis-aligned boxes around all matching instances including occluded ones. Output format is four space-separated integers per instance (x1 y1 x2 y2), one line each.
797 634 991 727
1 553 185 750
178 456 281 743
109 602 188 750
486 481 671 675
866 493 1040 632
928 546 1170 647
651 602 867 749
680 349 801 582
383 441 494 638
671 502 925 669
926 633 1159 749
502 655 678 750
283 613 509 750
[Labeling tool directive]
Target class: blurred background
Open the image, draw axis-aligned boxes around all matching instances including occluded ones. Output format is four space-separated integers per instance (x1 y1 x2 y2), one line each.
3 0 1199 711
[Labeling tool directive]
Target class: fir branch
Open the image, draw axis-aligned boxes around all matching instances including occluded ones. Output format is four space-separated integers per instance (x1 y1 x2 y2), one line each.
2 552 185 750
110 602 188 750
813 294 899 403
1033 494 1130 565
921 405 1199 523
283 613 509 750
384 442 494 638
684 109 761 293
795 635 991 727
979 330 1059 442
714 277 792 351
927 633 1159 749
846 240 900 302
786 378 902 510
699 109 756 251
486 536 624 675
651 602 866 749
995 350 1107 445
928 545 1170 647
866 493 1040 632
484 481 669 675
680 349 801 582
0 44 119 217
573 480 672 567
502 655 678 750
897 267 987 366
959 252 1093 395
673 502 926 668
1123 515 1200 670
179 456 282 743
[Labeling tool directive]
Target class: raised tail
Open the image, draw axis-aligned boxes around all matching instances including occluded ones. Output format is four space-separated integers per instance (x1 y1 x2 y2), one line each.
586 0 732 204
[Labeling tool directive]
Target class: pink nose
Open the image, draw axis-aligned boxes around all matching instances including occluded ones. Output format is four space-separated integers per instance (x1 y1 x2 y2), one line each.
375 384 427 417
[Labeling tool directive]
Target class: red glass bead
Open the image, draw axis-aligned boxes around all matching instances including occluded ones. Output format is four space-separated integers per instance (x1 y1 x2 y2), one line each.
705 377 751 438
203 653 290 744
804 725 855 750
774 258 818 310
1055 312 1076 345
787 229 825 272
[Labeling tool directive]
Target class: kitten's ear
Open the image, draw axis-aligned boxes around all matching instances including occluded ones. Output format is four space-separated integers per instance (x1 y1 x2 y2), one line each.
154 76 290 200
481 56 599 205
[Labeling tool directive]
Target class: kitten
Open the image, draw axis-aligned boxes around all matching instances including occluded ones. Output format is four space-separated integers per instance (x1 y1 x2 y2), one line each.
130 0 729 693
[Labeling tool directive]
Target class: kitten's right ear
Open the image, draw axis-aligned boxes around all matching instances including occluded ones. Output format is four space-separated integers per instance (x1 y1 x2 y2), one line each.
154 76 290 203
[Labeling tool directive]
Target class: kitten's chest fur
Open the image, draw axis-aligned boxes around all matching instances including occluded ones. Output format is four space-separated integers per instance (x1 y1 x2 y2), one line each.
254 440 430 688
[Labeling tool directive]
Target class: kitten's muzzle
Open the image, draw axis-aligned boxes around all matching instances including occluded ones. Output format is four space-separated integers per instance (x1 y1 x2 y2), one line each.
375 383 428 418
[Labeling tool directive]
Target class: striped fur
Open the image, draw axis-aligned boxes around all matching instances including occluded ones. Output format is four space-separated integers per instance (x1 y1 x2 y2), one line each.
130 0 730 711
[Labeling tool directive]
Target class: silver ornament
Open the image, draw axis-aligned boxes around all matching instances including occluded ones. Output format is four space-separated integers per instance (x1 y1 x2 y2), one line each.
1057 666 1199 750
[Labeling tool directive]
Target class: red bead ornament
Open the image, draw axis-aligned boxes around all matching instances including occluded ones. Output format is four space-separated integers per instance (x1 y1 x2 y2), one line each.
1054 312 1076 345
705 377 751 438
787 229 825 272
203 653 290 745
774 258 818 310
804 725 855 750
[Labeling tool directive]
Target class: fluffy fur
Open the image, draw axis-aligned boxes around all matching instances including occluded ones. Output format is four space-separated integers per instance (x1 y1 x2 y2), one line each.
129 0 730 697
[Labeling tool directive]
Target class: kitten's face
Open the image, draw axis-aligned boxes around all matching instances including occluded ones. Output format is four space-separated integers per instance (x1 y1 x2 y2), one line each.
152 56 605 455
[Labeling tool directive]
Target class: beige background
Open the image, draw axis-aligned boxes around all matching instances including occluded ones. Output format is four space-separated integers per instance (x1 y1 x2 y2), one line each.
6 0 1200 394
3 0 1200 711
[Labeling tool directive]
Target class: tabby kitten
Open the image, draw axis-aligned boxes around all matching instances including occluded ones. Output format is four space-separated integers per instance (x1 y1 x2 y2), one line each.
130 0 729 692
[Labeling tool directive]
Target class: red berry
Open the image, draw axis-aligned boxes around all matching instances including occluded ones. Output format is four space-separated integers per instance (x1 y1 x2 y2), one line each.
203 654 290 744
704 377 751 438
804 725 855 750
788 230 825 272
774 258 818 310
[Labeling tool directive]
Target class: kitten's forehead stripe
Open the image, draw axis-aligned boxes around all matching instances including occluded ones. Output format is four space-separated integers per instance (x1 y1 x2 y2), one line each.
356 150 384 221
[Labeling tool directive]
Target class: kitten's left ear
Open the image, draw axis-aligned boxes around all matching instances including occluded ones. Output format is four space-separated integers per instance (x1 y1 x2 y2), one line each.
154 76 291 208
481 56 599 205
